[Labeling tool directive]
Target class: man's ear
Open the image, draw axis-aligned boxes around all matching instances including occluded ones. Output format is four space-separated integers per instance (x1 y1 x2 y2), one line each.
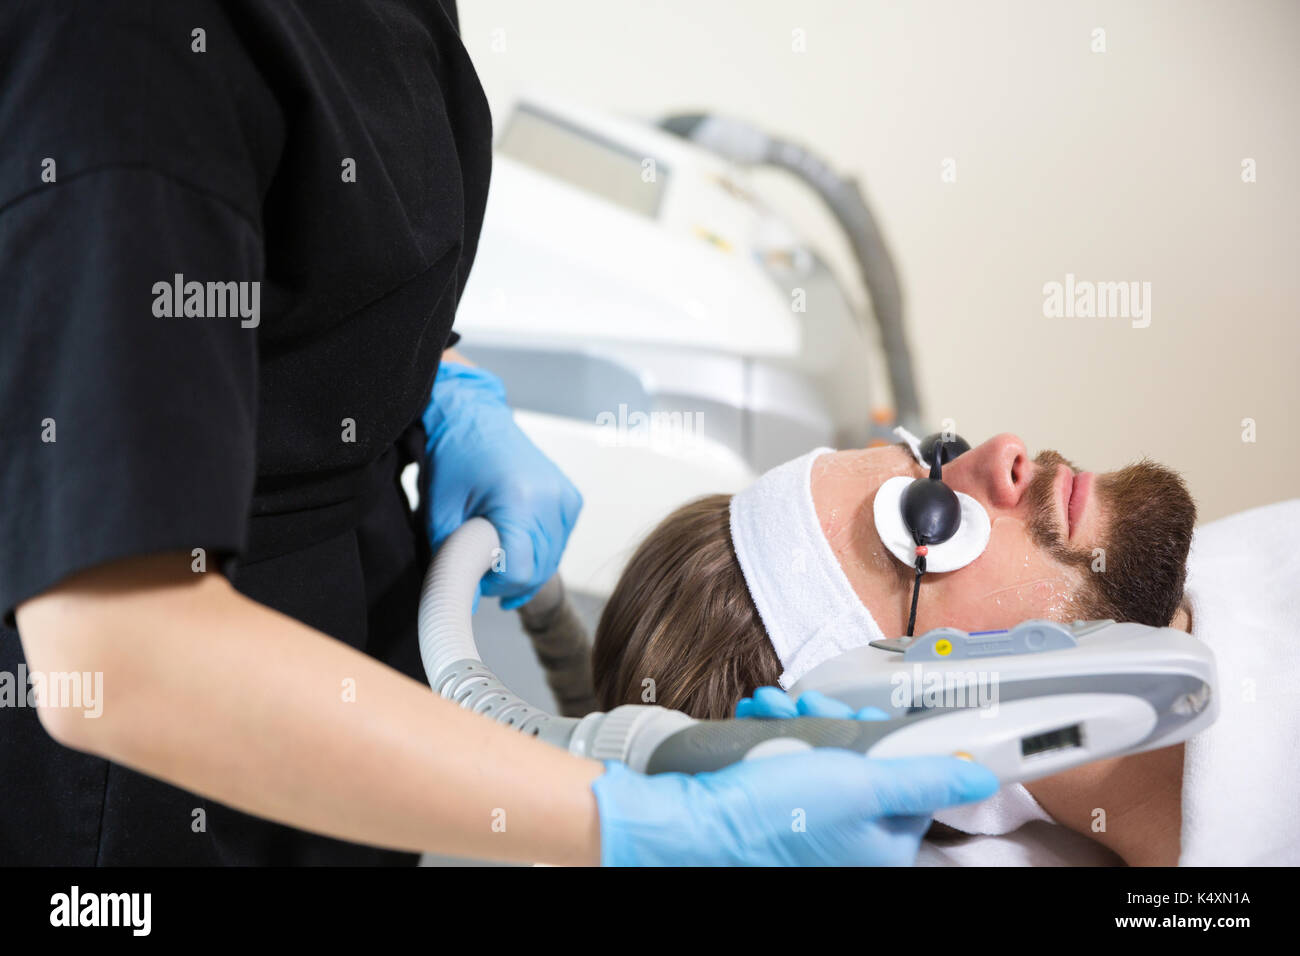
1169 600 1192 632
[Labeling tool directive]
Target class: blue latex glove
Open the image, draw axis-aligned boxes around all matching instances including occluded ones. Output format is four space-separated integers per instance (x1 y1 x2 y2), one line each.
421 362 583 610
592 750 998 866
592 685 999 865
736 686 891 722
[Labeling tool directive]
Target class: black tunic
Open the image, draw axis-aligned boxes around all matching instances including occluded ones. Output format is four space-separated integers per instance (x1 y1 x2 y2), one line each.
0 0 492 864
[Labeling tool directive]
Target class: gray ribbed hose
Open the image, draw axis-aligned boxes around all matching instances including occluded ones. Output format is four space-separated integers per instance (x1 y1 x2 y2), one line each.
417 516 587 748
416 519 893 775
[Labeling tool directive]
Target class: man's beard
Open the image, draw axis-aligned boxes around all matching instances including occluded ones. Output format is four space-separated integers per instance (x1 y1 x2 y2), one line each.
1024 451 1197 628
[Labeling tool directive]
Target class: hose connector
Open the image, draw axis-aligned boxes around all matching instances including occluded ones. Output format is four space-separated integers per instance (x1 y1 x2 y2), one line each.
569 704 696 772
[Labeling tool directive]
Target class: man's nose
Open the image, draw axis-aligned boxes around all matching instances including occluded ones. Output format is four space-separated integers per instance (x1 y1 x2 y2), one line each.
946 433 1031 509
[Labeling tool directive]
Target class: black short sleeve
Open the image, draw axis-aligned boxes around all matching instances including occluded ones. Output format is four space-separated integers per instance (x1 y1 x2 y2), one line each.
0 3 277 624
0 172 262 625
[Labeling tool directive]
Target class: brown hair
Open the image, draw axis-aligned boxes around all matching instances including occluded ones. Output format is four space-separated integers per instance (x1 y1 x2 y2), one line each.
592 494 781 720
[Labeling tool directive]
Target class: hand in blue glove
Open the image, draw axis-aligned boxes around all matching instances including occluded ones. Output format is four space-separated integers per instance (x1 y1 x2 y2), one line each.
592 685 999 865
422 362 583 610
592 749 997 866
736 686 890 722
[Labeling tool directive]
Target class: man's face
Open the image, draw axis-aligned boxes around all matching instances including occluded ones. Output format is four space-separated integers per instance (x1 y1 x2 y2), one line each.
810 434 1196 636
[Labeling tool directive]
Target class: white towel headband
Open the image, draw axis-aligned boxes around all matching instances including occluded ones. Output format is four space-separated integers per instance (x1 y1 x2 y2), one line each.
728 447 886 688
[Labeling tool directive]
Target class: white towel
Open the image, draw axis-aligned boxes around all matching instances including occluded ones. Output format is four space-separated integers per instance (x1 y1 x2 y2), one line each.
917 822 1122 866
1178 498 1300 865
729 447 888 688
932 780 1053 836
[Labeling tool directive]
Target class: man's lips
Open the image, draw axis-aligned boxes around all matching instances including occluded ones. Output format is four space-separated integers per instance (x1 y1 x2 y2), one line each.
1067 470 1094 540
1055 466 1072 537
1054 464 1086 540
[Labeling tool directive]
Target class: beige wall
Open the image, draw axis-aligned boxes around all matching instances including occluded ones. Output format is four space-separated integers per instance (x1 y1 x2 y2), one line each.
458 0 1299 522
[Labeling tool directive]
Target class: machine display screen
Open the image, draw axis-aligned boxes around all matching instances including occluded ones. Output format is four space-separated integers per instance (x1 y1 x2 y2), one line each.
1021 724 1083 758
498 105 667 218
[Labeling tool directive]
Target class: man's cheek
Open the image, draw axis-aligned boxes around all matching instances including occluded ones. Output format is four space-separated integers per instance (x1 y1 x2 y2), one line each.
958 519 1081 626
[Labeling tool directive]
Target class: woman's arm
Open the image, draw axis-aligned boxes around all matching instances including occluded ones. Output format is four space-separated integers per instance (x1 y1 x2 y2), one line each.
16 551 604 865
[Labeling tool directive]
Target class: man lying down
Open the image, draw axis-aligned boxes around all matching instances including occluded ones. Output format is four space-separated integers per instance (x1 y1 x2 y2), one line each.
590 431 1300 866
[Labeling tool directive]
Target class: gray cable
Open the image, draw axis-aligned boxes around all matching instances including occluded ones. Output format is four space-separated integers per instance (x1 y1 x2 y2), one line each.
660 114 923 432
516 576 600 718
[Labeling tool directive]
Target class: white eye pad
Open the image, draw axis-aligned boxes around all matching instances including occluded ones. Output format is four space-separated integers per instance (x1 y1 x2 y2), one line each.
873 475 991 573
